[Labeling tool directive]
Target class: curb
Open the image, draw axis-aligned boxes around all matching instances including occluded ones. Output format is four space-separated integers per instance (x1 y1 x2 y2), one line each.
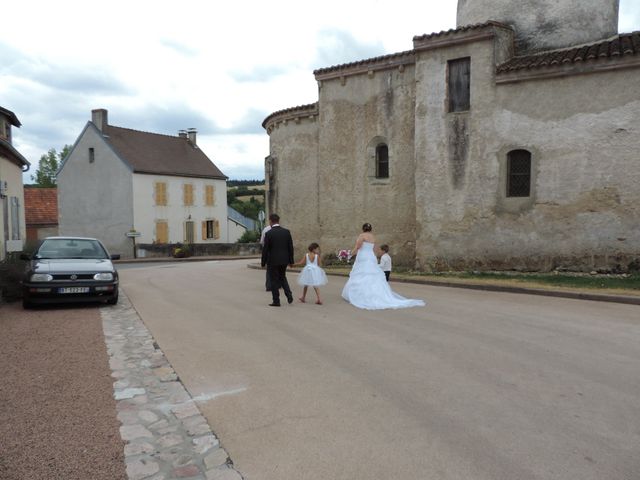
114 255 261 264
247 263 640 306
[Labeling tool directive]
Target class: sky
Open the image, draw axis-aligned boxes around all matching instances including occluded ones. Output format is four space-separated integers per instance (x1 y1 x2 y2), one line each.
2 1 639 182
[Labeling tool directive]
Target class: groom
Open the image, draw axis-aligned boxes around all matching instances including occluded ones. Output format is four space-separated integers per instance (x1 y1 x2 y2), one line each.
261 213 294 306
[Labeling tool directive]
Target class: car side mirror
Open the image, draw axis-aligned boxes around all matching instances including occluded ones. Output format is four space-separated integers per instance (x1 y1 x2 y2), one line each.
20 253 31 261
110 254 121 260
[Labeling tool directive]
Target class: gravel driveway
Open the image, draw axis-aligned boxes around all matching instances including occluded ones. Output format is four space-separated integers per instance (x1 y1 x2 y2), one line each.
0 301 126 480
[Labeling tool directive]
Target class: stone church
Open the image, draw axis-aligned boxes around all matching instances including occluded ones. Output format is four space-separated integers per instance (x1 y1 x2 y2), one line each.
262 0 639 271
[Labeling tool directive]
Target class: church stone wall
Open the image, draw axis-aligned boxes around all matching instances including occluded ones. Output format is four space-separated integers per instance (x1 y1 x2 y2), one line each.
265 115 320 258
457 0 619 53
316 66 417 265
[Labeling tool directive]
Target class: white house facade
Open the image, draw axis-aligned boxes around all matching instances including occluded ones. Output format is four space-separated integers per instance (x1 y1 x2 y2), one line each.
58 109 231 257
0 106 30 260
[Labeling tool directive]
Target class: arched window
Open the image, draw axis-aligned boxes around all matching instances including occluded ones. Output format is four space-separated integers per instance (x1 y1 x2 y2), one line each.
506 149 531 197
375 144 389 179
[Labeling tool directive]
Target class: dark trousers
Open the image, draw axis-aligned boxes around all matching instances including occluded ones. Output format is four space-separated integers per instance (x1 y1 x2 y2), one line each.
267 264 292 304
384 271 390 282
265 270 272 291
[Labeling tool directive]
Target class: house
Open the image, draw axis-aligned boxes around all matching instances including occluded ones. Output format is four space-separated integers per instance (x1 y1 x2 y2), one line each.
58 109 234 257
24 186 58 243
0 106 30 261
263 0 640 272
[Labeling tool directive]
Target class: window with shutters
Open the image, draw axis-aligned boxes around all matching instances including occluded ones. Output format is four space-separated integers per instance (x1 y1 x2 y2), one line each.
375 144 389 179
155 182 167 206
506 150 532 197
183 183 194 206
155 220 168 243
204 219 220 240
448 57 470 112
205 185 215 206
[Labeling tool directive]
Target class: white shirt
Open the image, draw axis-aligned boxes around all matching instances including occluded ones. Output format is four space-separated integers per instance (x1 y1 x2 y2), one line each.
259 225 272 245
379 253 392 272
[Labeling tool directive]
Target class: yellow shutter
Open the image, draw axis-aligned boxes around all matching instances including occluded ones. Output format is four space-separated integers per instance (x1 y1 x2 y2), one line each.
156 221 168 243
183 184 194 206
155 182 167 206
202 221 207 240
205 185 214 206
214 219 220 239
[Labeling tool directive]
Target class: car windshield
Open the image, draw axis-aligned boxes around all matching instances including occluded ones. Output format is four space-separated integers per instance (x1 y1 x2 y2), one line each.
35 239 109 260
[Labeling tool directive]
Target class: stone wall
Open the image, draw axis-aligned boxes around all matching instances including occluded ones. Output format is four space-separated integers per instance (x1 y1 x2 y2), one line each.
136 242 261 258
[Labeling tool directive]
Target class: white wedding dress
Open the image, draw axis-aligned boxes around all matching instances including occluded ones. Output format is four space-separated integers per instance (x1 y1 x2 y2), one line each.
341 242 426 310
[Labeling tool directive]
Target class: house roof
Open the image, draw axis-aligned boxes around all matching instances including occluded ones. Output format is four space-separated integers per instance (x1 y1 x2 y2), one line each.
0 106 21 127
0 138 30 170
103 125 227 179
497 31 640 73
24 187 58 226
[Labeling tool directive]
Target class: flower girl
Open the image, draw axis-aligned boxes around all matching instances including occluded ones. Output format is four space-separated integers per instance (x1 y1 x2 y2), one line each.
295 242 328 305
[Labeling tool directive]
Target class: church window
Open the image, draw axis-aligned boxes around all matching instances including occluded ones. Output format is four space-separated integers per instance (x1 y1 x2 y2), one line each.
375 144 389 178
506 150 531 197
448 57 470 112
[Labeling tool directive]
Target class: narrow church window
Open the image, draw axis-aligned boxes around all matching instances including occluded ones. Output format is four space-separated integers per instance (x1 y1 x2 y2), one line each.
375 144 389 178
506 150 531 197
89 147 95 163
448 57 470 112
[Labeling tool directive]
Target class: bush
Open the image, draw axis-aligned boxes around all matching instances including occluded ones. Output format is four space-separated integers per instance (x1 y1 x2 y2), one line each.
237 230 260 243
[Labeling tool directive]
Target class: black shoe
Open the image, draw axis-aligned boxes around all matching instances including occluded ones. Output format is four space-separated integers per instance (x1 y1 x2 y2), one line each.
286 294 293 304
269 302 281 307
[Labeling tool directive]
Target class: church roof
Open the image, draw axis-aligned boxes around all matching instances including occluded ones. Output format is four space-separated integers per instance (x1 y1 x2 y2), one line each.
261 103 318 129
497 31 640 73
102 125 227 180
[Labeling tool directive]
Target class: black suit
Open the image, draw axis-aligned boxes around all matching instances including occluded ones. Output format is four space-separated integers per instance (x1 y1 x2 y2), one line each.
261 225 294 305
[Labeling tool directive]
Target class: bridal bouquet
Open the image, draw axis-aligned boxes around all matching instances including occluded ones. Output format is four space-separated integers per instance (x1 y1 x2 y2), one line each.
336 249 352 263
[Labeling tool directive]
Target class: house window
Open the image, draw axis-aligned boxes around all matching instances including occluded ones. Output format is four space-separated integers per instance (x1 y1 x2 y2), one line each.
89 147 95 163
448 57 470 112
375 144 389 178
205 185 215 206
204 219 220 240
506 150 532 197
185 220 195 243
155 182 167 206
183 183 194 206
2 120 10 142
155 220 168 243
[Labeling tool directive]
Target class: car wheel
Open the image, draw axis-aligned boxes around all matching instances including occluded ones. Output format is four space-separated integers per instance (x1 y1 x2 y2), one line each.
106 292 119 305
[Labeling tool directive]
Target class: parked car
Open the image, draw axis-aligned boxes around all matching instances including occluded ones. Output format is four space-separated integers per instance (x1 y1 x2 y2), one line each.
21 236 120 308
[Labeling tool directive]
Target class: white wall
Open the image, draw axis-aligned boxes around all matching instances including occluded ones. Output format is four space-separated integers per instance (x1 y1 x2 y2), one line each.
0 157 27 259
132 174 228 244
226 218 247 243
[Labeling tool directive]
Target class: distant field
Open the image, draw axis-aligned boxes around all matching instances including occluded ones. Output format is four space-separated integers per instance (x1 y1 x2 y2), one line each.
235 194 264 202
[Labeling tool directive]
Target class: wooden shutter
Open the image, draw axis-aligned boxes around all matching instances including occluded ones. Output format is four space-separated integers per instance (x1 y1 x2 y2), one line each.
155 182 167 206
156 221 168 243
183 184 194 206
214 220 220 239
202 221 207 240
205 185 215 206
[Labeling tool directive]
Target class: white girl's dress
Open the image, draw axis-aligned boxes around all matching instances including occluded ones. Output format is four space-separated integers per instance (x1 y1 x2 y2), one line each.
297 253 328 286
342 242 425 310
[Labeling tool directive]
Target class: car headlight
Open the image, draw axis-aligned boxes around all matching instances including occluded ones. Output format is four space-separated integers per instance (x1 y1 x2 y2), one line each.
94 272 114 281
30 273 53 282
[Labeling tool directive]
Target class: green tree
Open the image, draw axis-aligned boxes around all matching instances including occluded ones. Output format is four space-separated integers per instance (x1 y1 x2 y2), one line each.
31 145 71 187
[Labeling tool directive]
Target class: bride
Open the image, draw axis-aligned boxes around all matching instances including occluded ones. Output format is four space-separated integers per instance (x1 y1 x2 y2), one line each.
341 223 426 310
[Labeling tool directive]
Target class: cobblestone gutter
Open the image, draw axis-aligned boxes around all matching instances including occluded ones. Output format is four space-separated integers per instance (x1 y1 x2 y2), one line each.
101 292 244 480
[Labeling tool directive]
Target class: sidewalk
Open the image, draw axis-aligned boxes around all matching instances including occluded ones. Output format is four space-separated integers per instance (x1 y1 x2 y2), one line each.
114 255 261 264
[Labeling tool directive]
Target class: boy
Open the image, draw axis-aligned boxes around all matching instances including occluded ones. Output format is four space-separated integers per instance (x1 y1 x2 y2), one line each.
379 244 392 281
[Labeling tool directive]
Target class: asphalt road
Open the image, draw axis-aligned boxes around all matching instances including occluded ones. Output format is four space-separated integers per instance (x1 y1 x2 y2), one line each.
119 259 640 480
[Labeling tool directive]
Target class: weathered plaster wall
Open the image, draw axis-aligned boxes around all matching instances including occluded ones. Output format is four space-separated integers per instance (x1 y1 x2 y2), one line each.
132 174 227 245
266 115 319 258
457 0 619 52
317 67 417 265
0 157 27 258
58 125 133 256
227 218 246 243
414 36 640 271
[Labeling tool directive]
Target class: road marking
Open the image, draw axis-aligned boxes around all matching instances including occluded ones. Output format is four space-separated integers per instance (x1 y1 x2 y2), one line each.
192 387 247 403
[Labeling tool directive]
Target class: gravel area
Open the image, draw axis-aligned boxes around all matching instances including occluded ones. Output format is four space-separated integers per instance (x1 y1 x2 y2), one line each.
0 302 126 480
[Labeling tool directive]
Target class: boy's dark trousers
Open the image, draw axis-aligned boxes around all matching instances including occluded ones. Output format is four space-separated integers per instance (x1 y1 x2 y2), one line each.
384 271 390 282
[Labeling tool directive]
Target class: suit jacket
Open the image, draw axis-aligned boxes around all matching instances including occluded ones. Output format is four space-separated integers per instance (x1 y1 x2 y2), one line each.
261 226 294 267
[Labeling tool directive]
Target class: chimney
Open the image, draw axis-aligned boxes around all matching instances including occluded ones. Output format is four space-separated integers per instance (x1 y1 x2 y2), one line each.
178 129 187 138
187 128 197 145
91 109 108 131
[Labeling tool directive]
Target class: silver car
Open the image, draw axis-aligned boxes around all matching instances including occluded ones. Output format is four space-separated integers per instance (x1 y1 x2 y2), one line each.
21 237 119 308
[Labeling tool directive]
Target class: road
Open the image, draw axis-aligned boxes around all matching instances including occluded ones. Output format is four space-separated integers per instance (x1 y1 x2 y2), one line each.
119 259 640 480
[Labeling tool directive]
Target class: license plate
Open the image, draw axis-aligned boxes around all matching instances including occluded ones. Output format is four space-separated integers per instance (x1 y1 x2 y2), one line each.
58 287 90 294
